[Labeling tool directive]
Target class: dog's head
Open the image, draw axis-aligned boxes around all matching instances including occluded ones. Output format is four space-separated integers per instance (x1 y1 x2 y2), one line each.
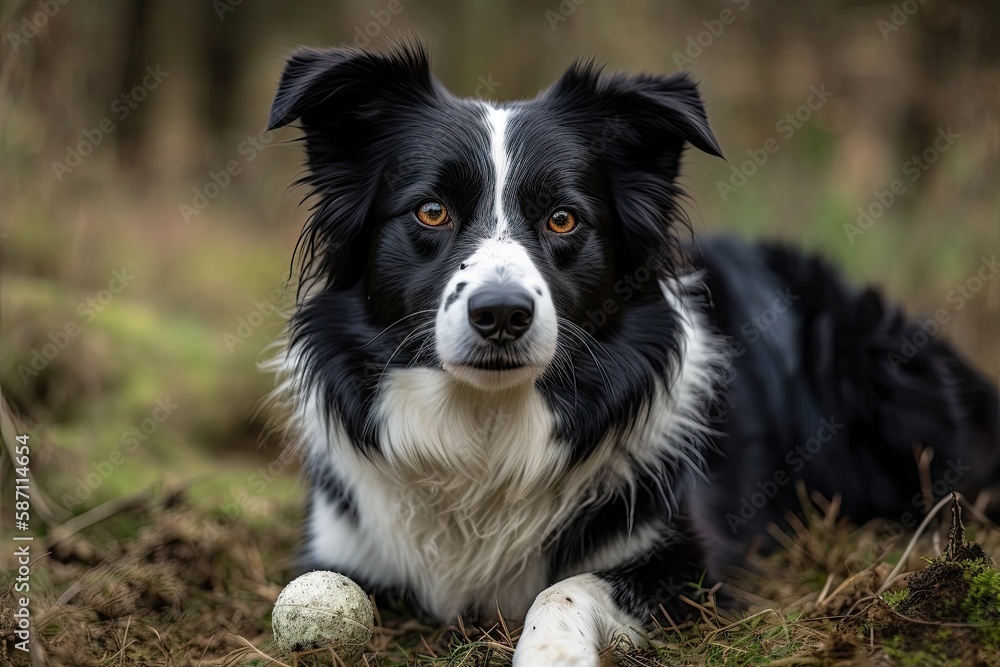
268 43 721 393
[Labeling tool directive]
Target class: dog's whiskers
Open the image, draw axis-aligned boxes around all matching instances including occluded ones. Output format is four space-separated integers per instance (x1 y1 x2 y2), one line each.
563 320 627 375
548 345 580 411
356 322 436 440
362 310 437 348
379 322 436 380
408 329 439 369
558 318 614 397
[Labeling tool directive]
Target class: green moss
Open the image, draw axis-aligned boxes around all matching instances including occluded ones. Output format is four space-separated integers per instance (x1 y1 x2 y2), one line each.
962 561 1000 648
883 642 965 667
864 501 1000 666
882 589 910 610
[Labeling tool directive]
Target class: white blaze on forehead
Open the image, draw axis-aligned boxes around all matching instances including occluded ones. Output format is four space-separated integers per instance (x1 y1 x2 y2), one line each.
483 103 512 238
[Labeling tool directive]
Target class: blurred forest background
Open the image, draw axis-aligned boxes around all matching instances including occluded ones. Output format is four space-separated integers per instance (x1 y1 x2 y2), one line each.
0 0 998 662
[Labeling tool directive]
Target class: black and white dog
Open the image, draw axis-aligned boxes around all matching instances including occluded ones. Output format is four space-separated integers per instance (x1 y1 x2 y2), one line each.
265 44 999 665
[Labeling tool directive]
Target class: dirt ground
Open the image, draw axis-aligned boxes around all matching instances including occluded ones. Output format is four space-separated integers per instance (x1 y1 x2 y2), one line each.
2 479 998 666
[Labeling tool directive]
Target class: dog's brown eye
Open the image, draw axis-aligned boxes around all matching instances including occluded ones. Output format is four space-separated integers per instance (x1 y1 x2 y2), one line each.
416 201 450 227
548 210 577 234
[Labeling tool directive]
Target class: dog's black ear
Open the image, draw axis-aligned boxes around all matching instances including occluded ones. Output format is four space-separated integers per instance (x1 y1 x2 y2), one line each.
547 61 722 160
267 44 434 131
627 71 723 159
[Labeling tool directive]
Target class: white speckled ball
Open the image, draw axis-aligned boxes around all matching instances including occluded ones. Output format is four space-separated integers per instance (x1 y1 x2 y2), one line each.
272 571 373 662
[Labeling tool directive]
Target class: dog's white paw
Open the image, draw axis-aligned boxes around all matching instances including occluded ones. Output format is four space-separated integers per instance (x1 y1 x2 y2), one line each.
512 574 643 667
511 633 603 667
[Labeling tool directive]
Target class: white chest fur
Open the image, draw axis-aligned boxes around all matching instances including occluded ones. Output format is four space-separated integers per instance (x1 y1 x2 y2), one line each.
342 369 579 619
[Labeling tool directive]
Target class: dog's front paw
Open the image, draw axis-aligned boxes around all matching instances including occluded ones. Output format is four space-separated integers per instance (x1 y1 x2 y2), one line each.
511 633 604 667
512 574 644 667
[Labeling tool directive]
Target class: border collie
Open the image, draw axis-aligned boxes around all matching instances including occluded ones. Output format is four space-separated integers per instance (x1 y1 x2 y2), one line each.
265 43 999 665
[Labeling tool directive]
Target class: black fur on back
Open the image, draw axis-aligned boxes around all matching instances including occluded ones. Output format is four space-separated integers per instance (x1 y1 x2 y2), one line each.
688 236 1000 568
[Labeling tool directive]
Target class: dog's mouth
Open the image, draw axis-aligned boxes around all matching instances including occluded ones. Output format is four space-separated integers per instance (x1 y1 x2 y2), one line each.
442 352 546 391
466 357 527 372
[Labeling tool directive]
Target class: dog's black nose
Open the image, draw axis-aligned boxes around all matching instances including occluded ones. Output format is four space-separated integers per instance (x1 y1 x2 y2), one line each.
468 287 534 340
